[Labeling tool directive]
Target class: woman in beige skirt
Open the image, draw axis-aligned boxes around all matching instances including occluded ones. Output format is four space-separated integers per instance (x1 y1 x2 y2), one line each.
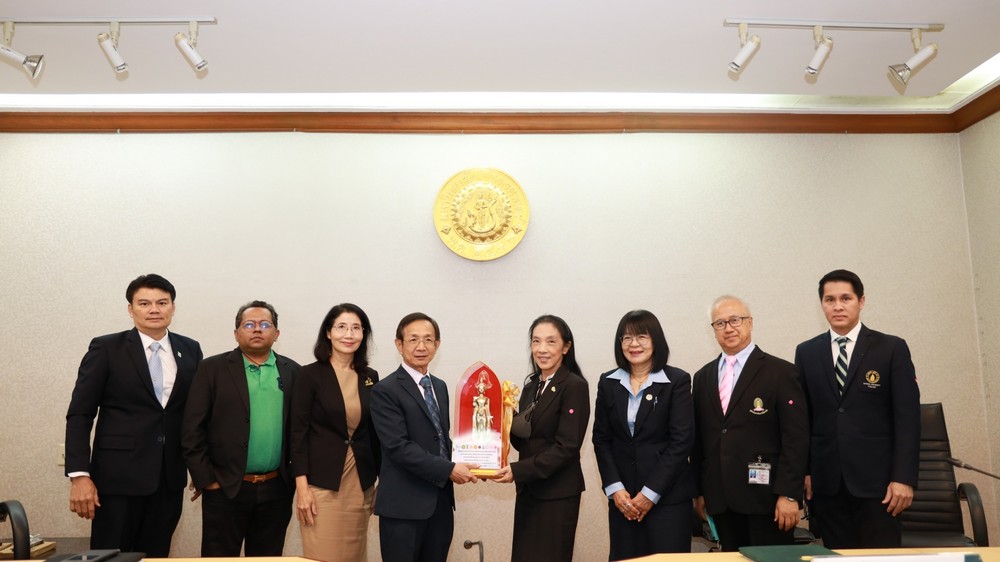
290 303 380 562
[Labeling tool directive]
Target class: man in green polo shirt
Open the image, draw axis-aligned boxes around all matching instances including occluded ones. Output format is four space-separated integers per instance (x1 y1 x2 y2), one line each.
182 300 300 556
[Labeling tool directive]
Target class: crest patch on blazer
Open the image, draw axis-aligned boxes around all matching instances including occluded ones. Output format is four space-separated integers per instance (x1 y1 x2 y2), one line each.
863 370 881 389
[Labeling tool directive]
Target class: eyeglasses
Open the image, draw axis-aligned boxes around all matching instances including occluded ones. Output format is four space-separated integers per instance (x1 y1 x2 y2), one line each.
402 336 437 348
240 320 274 331
332 323 364 335
710 316 750 331
621 334 651 346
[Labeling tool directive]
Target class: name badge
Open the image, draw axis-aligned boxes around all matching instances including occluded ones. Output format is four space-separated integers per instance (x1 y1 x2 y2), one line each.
748 461 771 485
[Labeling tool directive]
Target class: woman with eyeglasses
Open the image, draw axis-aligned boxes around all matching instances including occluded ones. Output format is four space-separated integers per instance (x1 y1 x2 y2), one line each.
495 314 590 562
290 303 380 562
592 309 696 559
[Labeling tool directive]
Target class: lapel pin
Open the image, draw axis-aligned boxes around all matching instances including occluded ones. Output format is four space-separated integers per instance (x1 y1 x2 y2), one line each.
569 408 575 414
364 377 374 387
550 385 556 392
177 351 182 358
645 394 653 401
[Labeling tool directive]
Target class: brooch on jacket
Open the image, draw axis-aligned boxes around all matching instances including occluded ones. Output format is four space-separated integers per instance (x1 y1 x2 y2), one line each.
364 377 374 387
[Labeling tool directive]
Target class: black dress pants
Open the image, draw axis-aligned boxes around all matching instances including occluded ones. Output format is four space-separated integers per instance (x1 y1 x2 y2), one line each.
200 477 293 557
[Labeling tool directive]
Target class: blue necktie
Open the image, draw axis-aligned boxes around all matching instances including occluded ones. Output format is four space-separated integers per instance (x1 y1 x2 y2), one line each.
149 341 164 404
419 376 448 458
835 337 849 395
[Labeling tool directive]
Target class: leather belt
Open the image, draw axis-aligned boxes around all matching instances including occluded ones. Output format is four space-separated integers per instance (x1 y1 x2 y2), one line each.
242 470 278 484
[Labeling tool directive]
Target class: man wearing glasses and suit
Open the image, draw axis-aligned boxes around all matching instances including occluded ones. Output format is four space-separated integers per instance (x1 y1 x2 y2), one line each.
691 295 808 551
65 274 203 557
182 300 300 556
370 312 480 562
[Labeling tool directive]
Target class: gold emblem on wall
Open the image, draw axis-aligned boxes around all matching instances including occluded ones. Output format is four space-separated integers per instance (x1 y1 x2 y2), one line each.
434 168 530 261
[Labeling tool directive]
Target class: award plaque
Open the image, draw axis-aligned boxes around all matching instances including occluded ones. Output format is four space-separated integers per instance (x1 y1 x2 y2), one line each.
453 362 519 478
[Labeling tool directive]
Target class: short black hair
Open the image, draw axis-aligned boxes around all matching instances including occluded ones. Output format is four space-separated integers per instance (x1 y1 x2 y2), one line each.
235 300 278 329
395 312 440 341
613 309 670 372
313 303 373 370
818 269 864 300
529 314 584 379
125 274 176 303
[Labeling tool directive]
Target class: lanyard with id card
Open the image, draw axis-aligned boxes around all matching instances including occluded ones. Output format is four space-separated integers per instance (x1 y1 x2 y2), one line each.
748 456 771 485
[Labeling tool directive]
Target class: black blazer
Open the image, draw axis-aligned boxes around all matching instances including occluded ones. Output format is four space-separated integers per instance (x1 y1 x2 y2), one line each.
181 348 300 499
65 328 203 495
592 366 695 505
370 366 455 520
510 366 590 500
794 324 920 498
289 361 380 492
691 346 808 516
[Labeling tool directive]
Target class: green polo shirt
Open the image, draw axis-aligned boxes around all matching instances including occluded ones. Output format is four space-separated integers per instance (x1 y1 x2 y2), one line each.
243 351 284 474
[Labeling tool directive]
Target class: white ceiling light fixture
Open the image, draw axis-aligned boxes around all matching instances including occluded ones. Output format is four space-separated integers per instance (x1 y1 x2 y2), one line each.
806 25 833 76
725 19 943 87
0 17 216 78
889 28 938 86
729 22 760 74
97 21 127 74
175 21 207 71
0 21 43 79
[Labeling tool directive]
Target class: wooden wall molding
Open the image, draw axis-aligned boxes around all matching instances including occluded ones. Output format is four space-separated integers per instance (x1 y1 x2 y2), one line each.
1 85 998 134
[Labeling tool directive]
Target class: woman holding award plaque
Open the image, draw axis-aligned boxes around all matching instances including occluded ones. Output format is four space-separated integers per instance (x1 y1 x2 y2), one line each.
592 309 696 559
290 304 380 562
495 315 590 562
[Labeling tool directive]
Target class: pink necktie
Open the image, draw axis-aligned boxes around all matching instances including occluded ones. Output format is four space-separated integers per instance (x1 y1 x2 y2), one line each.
719 355 737 414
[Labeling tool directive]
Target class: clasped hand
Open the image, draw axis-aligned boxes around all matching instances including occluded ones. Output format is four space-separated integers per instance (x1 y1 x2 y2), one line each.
613 490 652 522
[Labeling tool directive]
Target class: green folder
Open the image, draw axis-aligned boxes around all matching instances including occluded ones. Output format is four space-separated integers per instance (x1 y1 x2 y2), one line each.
739 544 840 562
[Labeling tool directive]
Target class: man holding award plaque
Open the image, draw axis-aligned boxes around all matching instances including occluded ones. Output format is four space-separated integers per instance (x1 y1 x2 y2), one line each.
370 313 481 562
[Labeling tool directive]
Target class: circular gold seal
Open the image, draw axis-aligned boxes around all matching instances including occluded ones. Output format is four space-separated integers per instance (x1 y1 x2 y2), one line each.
434 168 529 261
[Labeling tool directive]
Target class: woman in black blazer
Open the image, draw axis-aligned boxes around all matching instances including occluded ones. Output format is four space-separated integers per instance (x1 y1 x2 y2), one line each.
495 314 590 562
290 303 380 562
592 310 696 560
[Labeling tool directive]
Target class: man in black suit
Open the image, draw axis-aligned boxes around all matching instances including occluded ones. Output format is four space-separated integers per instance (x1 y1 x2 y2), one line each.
65 274 203 557
795 269 920 548
370 312 480 562
182 300 300 556
692 296 808 551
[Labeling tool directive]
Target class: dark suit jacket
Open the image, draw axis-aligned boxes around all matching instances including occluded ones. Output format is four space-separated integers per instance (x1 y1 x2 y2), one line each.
370 365 455 520
290 361 380 492
691 346 808 516
509 366 590 500
181 348 300 499
794 324 920 498
593 366 695 505
65 328 203 495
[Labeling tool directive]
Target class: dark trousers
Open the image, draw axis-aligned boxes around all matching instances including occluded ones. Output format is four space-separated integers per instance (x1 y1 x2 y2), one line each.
201 477 292 557
608 499 691 560
90 470 182 558
511 493 581 562
379 487 453 562
713 510 794 552
812 480 902 549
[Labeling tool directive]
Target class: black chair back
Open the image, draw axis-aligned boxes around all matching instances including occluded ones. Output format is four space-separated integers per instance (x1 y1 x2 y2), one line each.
0 500 30 560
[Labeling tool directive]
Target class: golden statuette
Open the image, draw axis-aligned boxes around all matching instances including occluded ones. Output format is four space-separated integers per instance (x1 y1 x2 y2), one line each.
433 168 530 261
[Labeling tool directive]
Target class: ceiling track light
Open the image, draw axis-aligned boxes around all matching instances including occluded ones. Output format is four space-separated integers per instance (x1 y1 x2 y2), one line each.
729 22 760 74
724 19 943 85
806 26 833 76
0 21 43 79
0 17 216 77
175 21 207 71
97 21 127 74
889 28 938 86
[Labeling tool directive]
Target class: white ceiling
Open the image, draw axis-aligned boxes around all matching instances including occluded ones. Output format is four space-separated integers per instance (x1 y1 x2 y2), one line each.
2 0 1000 113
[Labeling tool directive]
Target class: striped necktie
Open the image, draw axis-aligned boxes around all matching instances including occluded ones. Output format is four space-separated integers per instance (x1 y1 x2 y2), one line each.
835 336 850 395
